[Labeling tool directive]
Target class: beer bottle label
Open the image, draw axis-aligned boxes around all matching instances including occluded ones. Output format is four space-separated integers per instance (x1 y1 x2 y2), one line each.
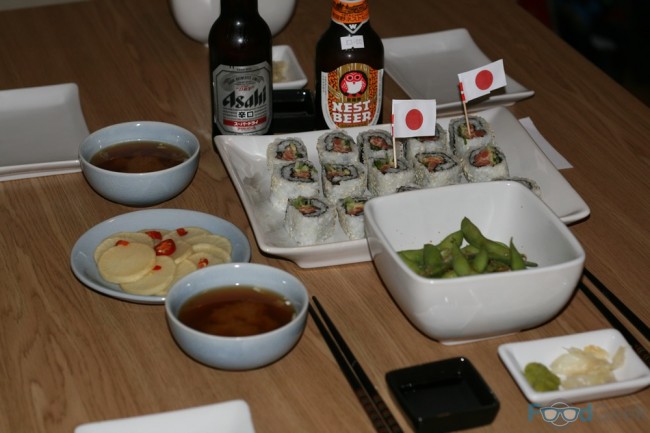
332 0 369 34
319 63 383 129
212 61 272 135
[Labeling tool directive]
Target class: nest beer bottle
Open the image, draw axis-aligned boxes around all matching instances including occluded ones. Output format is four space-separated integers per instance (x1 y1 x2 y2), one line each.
209 0 272 137
315 0 384 130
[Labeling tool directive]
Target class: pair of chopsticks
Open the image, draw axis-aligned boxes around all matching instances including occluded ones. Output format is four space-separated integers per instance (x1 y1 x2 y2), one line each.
309 296 403 433
579 268 650 367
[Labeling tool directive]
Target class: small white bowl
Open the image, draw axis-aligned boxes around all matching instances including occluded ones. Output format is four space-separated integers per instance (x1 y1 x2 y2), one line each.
272 45 307 90
79 121 200 207
498 329 650 404
364 181 586 344
170 0 296 43
165 263 309 370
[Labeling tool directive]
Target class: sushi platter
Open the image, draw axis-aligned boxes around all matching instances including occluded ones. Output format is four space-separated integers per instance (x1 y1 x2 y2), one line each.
215 106 590 268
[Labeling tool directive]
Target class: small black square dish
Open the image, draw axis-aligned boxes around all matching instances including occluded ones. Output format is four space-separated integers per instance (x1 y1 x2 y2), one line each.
272 89 315 133
386 357 499 433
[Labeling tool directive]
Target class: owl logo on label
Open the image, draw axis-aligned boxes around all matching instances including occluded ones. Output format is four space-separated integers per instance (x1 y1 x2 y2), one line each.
340 71 367 97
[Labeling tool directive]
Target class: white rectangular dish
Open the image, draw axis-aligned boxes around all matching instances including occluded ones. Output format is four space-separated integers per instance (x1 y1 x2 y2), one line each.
272 45 307 90
498 329 650 404
0 83 88 181
215 106 589 268
383 28 535 114
75 400 255 433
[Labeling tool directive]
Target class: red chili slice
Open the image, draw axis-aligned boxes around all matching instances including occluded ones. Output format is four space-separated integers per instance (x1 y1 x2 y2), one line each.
115 240 129 246
154 239 176 256
145 230 163 240
176 227 188 236
197 257 209 268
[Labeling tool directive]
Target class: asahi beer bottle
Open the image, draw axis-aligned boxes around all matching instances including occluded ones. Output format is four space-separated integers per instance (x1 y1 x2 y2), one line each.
315 0 384 130
209 0 272 137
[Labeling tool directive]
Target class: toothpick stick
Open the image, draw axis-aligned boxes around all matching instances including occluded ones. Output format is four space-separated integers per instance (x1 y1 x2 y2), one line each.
459 82 471 136
391 115 398 168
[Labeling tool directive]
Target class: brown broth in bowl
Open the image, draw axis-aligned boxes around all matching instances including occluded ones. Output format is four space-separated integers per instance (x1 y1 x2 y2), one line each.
90 141 189 173
178 286 295 337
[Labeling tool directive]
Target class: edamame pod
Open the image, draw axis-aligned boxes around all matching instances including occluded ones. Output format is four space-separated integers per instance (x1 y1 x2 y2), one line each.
510 238 526 271
423 243 443 267
398 251 425 275
398 249 424 265
472 246 489 273
437 230 463 250
451 244 475 276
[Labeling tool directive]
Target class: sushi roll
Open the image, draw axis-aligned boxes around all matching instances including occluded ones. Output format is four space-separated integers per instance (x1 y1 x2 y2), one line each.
337 196 369 240
413 151 462 188
448 116 493 156
367 157 415 196
404 123 449 161
462 145 509 182
285 196 336 246
266 137 308 169
321 162 367 202
270 160 320 210
493 176 542 197
316 130 359 164
357 129 397 163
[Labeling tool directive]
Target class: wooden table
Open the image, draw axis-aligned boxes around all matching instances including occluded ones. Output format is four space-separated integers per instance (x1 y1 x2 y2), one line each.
1 0 648 432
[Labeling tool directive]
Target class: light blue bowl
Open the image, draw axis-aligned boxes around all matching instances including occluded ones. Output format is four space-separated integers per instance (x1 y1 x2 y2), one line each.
79 121 200 206
165 263 309 370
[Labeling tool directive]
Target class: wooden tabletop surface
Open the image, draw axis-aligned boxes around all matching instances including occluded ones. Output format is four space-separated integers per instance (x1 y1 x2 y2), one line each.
1 0 648 432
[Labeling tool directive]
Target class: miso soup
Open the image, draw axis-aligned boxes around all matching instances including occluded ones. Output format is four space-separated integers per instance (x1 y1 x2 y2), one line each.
90 140 189 173
178 286 295 337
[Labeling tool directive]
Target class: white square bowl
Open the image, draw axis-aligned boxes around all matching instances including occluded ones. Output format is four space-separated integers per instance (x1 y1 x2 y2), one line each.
272 45 307 90
498 329 650 404
364 181 586 344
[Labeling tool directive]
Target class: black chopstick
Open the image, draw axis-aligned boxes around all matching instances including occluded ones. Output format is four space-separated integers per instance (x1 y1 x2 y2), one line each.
578 279 650 368
309 296 403 433
584 268 650 341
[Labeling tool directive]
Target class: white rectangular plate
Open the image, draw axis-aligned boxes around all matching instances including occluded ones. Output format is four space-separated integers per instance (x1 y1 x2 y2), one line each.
383 28 535 114
75 400 255 433
215 106 589 268
498 329 650 405
273 45 307 90
0 83 89 181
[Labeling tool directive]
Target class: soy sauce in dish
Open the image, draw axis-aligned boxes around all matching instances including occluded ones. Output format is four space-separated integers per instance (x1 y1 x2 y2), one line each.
178 286 295 337
90 141 189 173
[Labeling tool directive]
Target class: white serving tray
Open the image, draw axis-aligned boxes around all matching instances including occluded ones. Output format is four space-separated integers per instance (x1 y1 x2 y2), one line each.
383 28 535 114
215 106 590 268
0 83 88 181
75 400 255 433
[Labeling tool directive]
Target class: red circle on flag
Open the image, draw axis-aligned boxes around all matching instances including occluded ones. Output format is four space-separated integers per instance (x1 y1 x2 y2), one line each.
475 70 494 90
405 109 423 131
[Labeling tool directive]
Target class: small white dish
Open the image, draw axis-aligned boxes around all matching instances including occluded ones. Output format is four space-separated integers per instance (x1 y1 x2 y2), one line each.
215 106 590 268
0 83 89 181
498 329 650 404
383 28 535 114
273 45 307 89
70 209 251 304
75 399 255 433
